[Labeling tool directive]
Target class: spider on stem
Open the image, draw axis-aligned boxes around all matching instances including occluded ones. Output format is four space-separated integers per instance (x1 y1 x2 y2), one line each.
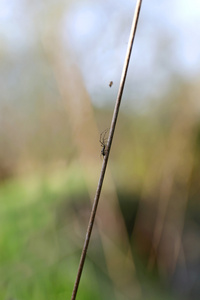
99 129 109 157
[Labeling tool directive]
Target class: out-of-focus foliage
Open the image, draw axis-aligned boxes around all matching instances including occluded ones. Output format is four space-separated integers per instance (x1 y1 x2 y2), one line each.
0 1 200 300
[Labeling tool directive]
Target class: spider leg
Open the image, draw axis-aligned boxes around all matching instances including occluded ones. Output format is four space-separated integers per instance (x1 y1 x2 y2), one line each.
101 128 109 143
99 130 105 143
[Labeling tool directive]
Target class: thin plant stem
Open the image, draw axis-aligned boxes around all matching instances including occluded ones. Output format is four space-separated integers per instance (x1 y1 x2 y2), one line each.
70 1 143 299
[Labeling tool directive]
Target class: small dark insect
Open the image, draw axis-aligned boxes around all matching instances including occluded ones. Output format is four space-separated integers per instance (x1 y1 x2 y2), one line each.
109 81 113 87
99 129 109 157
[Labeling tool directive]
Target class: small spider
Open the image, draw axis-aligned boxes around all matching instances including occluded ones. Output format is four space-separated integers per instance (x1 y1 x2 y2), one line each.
109 81 113 87
99 129 109 157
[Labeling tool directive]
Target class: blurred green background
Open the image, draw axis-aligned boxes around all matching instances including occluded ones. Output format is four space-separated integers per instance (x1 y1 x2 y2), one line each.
0 1 200 299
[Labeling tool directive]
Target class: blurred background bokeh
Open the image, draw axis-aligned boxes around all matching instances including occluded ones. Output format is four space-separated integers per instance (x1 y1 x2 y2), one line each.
0 0 200 299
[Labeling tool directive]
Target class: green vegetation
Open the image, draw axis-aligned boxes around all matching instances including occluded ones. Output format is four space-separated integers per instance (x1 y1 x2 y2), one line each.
1 93 200 299
0 171 102 300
